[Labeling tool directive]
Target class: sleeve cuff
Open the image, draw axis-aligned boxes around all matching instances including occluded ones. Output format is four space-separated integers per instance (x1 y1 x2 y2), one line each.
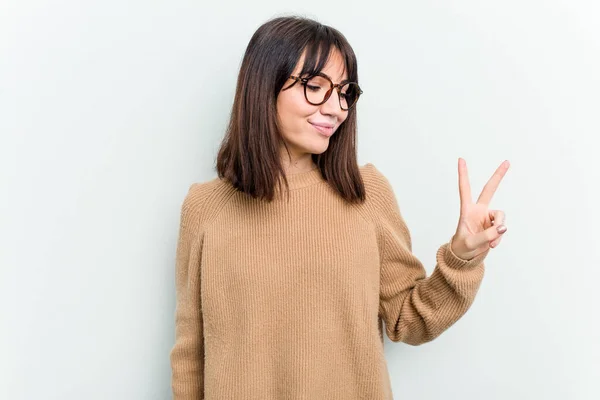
444 235 490 270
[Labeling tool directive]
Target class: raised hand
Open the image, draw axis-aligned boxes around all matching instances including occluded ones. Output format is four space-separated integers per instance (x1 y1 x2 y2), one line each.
450 158 510 260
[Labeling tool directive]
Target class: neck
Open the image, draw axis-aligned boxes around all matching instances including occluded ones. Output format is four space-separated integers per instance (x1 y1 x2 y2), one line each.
284 162 318 175
279 147 316 175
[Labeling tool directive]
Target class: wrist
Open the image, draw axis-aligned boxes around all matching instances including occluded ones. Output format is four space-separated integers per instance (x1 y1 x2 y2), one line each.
450 235 473 261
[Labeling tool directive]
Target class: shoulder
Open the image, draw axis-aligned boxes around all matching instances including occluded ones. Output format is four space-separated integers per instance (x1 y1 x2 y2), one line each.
359 162 398 207
180 176 236 229
357 162 409 226
358 163 411 242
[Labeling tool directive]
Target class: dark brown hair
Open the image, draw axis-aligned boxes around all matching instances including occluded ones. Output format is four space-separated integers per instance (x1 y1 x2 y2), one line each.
216 15 366 203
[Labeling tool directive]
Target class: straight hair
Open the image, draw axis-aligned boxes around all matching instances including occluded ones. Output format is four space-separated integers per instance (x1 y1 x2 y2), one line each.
216 15 366 203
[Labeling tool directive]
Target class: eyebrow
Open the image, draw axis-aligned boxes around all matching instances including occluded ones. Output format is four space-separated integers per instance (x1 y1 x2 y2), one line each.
318 71 350 85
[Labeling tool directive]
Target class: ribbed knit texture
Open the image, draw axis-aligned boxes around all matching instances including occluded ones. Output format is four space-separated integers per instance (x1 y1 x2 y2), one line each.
170 163 490 400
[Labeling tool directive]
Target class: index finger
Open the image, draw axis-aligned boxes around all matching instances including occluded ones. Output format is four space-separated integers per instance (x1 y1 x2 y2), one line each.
458 158 472 213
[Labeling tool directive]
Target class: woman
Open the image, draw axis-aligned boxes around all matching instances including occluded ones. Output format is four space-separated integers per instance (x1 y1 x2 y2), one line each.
170 15 509 399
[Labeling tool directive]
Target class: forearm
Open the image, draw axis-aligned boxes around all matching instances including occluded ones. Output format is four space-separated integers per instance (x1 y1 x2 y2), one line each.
381 241 488 345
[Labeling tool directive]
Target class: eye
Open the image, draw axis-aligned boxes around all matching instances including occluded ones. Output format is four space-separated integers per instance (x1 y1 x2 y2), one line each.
305 75 328 92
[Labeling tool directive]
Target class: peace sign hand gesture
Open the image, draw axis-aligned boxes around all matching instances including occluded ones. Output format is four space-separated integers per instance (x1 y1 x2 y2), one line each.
450 158 510 261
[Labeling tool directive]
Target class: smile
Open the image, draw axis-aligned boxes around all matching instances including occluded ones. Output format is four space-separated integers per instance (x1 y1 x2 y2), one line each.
309 122 334 137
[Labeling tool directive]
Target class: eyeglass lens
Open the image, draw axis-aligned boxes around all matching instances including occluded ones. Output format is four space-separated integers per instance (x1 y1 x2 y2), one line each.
303 75 360 109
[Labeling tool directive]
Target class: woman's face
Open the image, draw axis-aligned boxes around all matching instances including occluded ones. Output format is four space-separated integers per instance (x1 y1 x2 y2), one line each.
276 49 349 165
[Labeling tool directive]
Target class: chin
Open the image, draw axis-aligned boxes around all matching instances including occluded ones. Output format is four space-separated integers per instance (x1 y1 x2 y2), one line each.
307 143 330 155
289 135 331 155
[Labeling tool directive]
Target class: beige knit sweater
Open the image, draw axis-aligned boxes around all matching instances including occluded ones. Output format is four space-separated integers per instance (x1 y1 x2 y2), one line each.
169 163 490 399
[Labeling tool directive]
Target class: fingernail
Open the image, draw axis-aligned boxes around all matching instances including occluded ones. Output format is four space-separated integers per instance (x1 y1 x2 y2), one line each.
497 225 507 234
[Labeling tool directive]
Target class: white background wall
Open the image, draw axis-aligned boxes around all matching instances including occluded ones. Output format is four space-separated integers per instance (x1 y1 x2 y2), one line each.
1 1 598 399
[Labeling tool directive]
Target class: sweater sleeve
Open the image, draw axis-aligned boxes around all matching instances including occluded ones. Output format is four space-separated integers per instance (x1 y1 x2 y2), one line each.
365 163 490 346
170 184 206 399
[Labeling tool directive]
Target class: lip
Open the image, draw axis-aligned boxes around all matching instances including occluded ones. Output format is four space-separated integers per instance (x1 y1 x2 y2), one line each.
309 121 335 128
309 122 335 137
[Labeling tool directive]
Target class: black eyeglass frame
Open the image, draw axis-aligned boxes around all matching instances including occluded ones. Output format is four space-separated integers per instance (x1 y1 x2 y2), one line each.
287 72 363 111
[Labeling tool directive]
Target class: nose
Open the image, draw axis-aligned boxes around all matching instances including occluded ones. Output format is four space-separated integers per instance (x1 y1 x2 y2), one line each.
319 88 342 117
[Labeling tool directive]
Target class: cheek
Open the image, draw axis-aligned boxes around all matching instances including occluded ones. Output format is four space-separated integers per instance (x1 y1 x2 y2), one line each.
277 93 315 127
330 113 348 132
338 113 349 126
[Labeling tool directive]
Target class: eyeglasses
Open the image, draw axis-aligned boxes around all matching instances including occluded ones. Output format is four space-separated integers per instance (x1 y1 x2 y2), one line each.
287 72 363 111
